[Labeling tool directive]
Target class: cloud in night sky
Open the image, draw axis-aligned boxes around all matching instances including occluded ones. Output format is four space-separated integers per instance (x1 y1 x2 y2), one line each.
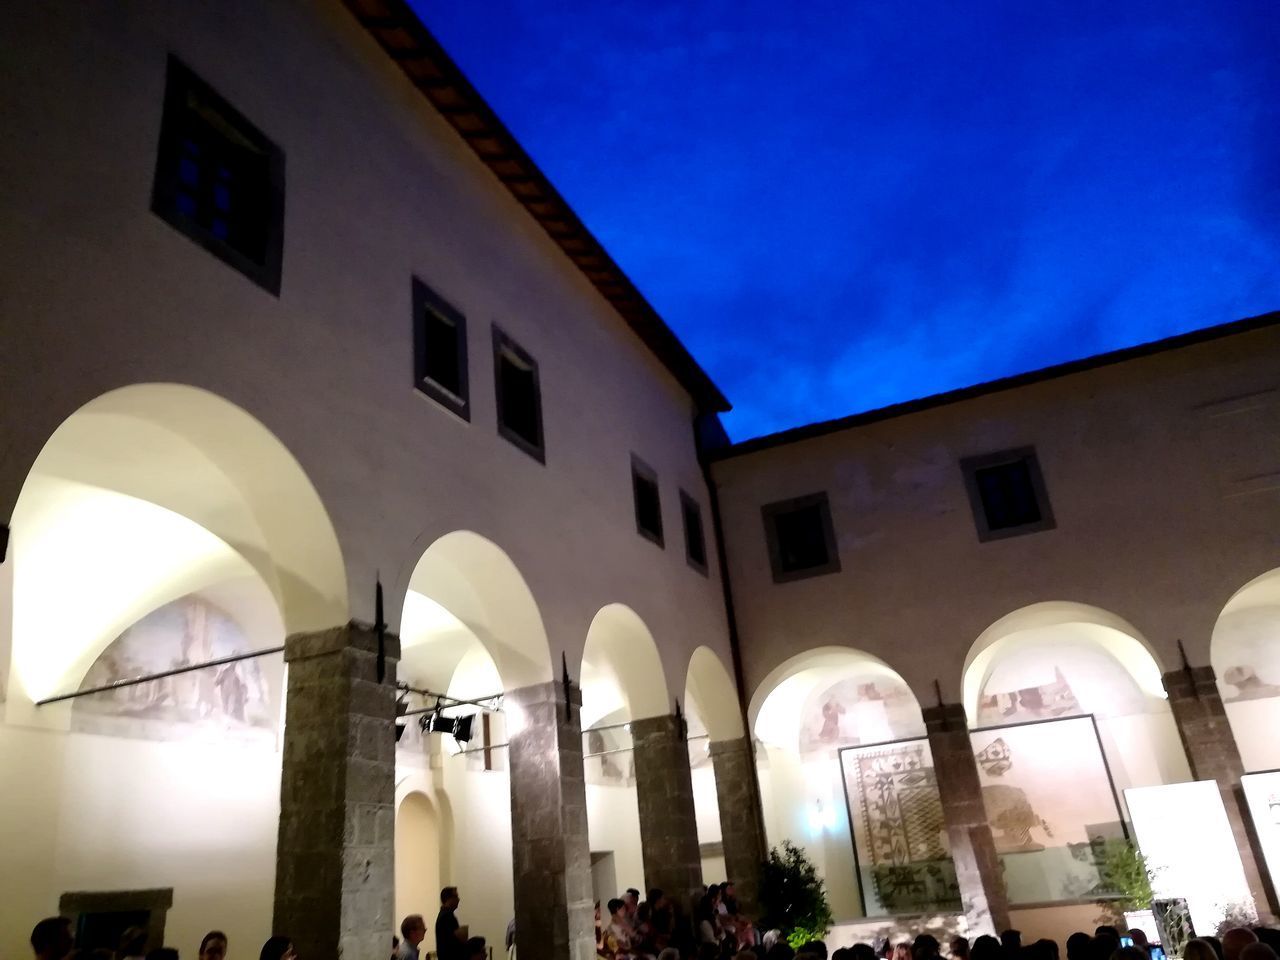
414 0 1280 440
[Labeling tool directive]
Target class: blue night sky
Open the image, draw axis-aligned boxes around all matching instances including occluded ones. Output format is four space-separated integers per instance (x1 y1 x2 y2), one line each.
414 2 1280 441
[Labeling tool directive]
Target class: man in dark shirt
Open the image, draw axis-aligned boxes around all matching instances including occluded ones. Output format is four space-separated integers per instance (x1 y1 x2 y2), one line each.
436 886 468 960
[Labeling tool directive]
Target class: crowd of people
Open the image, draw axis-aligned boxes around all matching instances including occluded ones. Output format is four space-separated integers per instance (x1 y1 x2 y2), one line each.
668 924 1280 960
27 922 294 960
594 881 755 960
27 893 1280 960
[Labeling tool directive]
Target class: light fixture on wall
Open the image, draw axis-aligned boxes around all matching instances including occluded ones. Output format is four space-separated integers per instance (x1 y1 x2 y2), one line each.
807 798 837 833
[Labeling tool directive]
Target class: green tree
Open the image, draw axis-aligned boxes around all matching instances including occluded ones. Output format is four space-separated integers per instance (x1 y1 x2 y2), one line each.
1092 839 1155 925
759 841 834 948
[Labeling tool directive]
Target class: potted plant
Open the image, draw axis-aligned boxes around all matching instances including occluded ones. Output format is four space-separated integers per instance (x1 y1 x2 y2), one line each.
759 841 834 948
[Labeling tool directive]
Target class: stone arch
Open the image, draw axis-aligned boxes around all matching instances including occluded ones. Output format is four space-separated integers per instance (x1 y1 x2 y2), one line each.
683 646 744 742
395 791 441 925
748 645 925 924
9 383 347 702
962 601 1167 725
401 530 552 693
749 645 926 753
1212 567 1280 771
580 604 669 728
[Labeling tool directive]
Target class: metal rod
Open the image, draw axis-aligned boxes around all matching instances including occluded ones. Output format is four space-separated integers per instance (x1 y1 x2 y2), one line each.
35 645 286 706
583 720 633 734
454 741 511 756
397 682 503 711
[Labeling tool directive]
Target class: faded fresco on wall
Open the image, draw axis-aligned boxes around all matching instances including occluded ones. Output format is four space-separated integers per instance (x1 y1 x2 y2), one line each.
801 675 922 754
72 596 276 743
585 724 634 786
976 646 1147 724
971 715 1124 903
839 739 960 916
1215 606 1280 703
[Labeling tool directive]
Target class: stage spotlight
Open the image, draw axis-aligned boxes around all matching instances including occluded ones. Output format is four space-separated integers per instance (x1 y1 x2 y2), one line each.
427 712 476 744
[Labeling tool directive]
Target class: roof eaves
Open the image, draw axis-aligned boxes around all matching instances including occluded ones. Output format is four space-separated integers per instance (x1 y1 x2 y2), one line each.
714 309 1280 461
343 0 731 414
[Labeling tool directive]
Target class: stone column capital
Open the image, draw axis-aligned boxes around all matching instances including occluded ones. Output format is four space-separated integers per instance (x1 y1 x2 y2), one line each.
707 735 753 760
283 620 401 663
921 702 969 734
504 678 582 710
1161 665 1220 700
630 712 686 741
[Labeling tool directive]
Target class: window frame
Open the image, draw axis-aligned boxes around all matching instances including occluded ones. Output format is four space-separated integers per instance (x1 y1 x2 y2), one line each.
680 489 709 575
761 491 841 584
411 277 470 421
150 55 286 295
491 324 545 463
630 455 664 548
960 446 1056 542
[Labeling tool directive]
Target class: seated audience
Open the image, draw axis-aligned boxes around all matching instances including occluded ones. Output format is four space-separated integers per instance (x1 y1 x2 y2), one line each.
259 936 296 960
1225 931 1261 960
31 918 74 960
1185 941 1222 960
198 932 227 960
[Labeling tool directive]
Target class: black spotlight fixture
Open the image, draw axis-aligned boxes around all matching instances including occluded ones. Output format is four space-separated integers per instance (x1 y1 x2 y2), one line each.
427 712 475 744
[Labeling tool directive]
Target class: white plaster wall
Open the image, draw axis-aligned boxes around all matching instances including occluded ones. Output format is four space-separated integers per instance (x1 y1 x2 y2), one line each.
438 755 514 949
0 2 741 947
0 726 65 960
757 746 864 922
1097 711 1192 818
692 762 722 844
713 321 1280 705
0 0 733 717
0 724 280 960
586 782 646 896
1226 700 1280 772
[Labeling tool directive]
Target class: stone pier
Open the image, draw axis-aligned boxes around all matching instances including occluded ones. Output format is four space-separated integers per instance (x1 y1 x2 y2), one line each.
632 713 704 908
273 622 400 959
507 680 596 960
709 736 767 917
1163 664 1277 914
923 703 1010 937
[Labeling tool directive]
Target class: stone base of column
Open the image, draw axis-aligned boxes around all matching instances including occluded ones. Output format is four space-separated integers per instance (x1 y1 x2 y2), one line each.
632 713 705 909
709 737 767 918
507 681 596 960
1163 666 1277 915
274 622 400 960
923 703 1010 937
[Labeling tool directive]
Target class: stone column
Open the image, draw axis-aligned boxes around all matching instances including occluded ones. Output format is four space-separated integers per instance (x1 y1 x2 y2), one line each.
632 713 705 908
274 622 400 960
709 736 768 917
507 680 595 960
1163 664 1277 914
922 703 1010 936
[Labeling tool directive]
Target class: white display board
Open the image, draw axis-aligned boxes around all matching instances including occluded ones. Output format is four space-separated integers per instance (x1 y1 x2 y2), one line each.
1125 780 1253 935
1241 771 1280 900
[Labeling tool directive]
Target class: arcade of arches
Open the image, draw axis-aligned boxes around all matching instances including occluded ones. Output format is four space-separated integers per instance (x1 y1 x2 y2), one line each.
2 385 1279 957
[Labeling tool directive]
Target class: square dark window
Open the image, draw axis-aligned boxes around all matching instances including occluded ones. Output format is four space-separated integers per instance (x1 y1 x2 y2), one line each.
960 447 1056 541
631 456 664 547
761 492 840 583
412 277 469 420
492 326 544 462
151 56 285 294
680 490 708 573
